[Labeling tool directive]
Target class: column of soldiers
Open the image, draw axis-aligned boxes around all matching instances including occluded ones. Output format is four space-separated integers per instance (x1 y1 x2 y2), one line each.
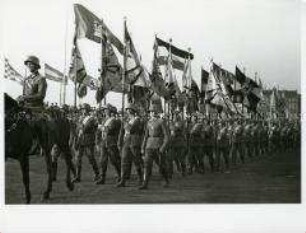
17 55 301 192
58 101 301 190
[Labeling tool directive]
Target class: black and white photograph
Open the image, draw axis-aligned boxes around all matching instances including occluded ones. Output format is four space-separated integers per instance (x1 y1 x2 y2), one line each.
0 0 305 232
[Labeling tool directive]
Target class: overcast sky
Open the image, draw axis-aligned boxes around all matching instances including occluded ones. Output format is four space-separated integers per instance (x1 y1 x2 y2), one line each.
1 0 301 108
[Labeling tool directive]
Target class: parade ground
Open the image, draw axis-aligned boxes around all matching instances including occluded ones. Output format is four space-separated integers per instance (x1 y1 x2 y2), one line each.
5 147 300 204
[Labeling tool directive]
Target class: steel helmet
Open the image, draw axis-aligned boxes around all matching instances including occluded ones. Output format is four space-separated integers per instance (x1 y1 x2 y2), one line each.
24 55 41 69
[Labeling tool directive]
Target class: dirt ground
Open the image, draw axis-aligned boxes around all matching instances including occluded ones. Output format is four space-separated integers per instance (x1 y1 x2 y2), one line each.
5 147 301 204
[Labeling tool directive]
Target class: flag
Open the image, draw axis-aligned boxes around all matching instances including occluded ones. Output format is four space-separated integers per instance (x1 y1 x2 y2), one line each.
182 59 189 92
44 63 66 83
205 71 218 103
127 85 151 112
200 68 209 98
149 47 171 99
69 39 94 98
182 59 199 113
155 37 194 59
213 63 234 95
101 41 126 93
235 66 246 84
74 4 124 54
235 66 261 112
77 83 87 98
211 63 240 114
125 22 149 87
95 40 126 103
164 53 176 96
82 75 99 90
157 55 185 71
4 58 24 85
69 41 88 84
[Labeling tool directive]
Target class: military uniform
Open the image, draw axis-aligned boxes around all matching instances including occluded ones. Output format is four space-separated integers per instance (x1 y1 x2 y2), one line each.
252 122 261 157
22 73 47 110
73 105 100 183
139 99 169 189
243 122 253 158
231 121 245 165
116 104 144 187
20 56 47 111
216 121 230 172
202 120 215 172
96 105 121 184
168 116 187 177
188 116 204 174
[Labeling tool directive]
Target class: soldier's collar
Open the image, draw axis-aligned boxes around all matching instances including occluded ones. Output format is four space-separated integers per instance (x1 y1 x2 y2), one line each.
29 71 39 78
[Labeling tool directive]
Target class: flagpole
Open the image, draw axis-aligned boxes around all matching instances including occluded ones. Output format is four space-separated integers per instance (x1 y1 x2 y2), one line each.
101 18 107 106
74 63 77 107
122 17 127 118
62 9 69 106
166 38 173 116
59 75 62 105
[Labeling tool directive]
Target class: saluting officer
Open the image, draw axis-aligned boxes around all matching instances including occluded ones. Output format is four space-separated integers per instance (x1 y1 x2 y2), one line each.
116 103 144 187
139 99 170 190
96 104 121 185
72 103 100 183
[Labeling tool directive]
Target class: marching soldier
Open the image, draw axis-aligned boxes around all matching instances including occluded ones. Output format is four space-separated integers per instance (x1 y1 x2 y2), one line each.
202 118 215 172
72 103 100 183
168 111 187 177
187 113 204 174
231 118 245 166
216 119 230 172
243 119 253 159
116 103 144 187
96 104 121 185
139 99 170 190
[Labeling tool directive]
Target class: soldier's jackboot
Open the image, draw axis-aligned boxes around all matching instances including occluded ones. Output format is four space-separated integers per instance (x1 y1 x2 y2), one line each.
138 173 149 190
138 167 150 190
92 163 100 182
162 174 169 188
72 164 81 183
232 151 237 166
116 178 126 187
116 163 130 187
95 174 106 185
136 167 143 186
208 156 215 172
160 164 169 188
175 159 182 173
52 161 58 182
181 163 186 177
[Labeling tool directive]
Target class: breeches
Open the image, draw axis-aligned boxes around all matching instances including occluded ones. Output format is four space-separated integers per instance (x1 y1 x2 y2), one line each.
144 149 167 177
188 146 203 169
99 145 121 177
121 145 142 179
169 146 187 174
75 145 96 166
